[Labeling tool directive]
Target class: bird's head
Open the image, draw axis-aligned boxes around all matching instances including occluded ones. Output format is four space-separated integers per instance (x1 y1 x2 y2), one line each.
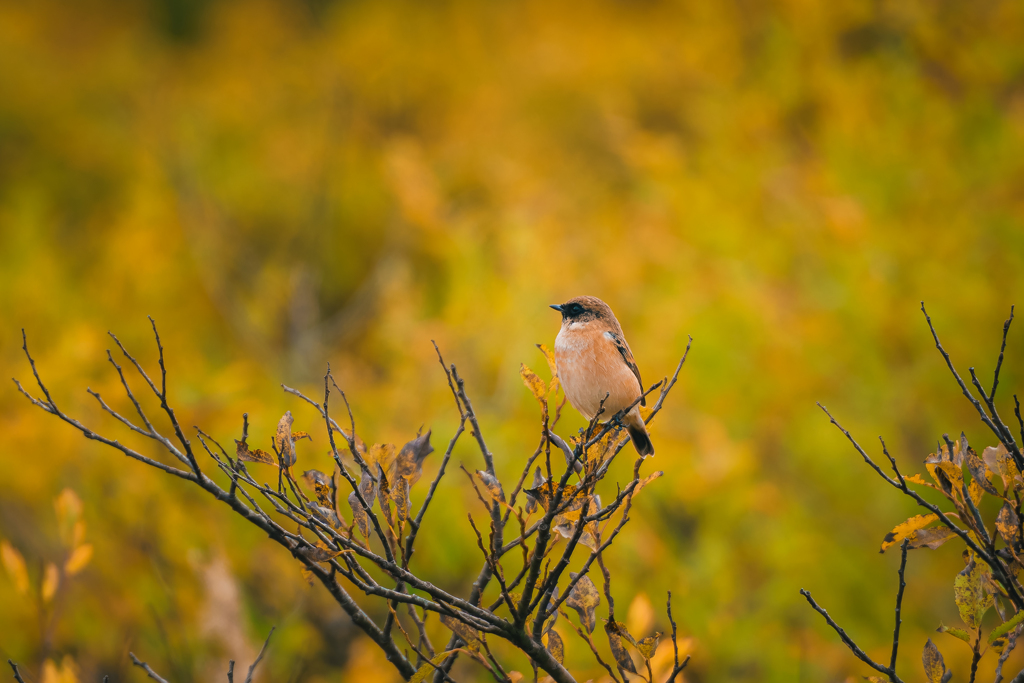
549 296 613 325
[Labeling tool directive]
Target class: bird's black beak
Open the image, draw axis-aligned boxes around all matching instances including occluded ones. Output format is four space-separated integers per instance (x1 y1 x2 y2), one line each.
549 304 563 312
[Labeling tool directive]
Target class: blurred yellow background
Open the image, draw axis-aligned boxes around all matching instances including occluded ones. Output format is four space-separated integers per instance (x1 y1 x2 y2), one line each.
2 0 1024 680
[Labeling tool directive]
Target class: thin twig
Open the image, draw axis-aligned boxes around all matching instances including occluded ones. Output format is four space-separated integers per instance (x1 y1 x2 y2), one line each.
7 660 26 683
129 653 172 683
244 626 275 683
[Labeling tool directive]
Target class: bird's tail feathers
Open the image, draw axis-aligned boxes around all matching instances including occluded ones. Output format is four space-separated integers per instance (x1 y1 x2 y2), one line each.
625 413 654 457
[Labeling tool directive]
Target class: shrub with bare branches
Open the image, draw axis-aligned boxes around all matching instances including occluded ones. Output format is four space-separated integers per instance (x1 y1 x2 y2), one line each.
11 321 692 683
804 304 1024 683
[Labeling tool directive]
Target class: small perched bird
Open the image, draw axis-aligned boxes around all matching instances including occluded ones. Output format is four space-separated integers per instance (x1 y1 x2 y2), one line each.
550 296 654 456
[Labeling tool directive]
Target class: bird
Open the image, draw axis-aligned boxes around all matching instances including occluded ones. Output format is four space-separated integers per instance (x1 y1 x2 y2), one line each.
550 296 654 456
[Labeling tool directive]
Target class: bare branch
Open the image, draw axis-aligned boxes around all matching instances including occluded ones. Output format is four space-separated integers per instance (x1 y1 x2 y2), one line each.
244 626 275 683
129 652 171 683
800 589 904 683
7 660 26 683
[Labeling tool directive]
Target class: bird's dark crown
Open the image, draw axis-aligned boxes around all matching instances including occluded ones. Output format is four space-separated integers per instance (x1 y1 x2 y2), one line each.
550 296 614 323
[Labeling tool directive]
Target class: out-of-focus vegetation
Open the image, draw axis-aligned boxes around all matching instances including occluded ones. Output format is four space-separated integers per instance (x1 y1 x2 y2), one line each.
1 0 1024 680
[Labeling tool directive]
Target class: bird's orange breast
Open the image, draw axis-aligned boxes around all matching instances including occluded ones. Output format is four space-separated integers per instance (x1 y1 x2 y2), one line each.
554 323 642 421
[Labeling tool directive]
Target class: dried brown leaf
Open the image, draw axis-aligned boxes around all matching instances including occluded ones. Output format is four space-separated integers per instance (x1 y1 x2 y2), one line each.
476 470 506 504
395 431 434 486
526 467 545 515
392 476 411 524
605 621 637 674
235 439 277 466
566 573 600 633
542 629 564 665
997 502 1021 550
907 526 959 550
302 469 334 507
967 449 1000 496
275 411 297 467
349 491 370 538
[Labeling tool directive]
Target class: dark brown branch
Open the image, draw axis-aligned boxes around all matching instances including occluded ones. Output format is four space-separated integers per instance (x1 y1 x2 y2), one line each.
129 652 171 683
244 626 275 683
889 540 909 676
7 660 26 683
991 306 1014 400
800 589 904 683
666 592 691 683
818 403 1024 609
921 302 1024 470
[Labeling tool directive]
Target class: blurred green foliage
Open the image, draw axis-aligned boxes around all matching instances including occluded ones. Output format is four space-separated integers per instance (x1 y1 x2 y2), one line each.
2 0 1024 680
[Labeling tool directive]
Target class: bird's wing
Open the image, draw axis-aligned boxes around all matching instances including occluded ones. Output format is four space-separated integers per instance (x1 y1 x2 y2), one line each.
607 331 645 407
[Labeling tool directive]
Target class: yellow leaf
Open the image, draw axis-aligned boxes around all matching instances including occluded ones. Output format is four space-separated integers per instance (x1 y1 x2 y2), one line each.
954 556 992 629
409 651 456 683
1 541 29 594
55 488 82 546
536 344 558 378
520 364 546 403
42 562 59 603
41 656 79 683
635 633 661 660
542 629 564 665
922 638 948 683
64 544 93 576
880 514 939 552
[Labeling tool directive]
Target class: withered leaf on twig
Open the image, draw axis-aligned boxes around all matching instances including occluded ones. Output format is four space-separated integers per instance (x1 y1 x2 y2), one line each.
392 476 411 524
996 502 1022 551
302 469 334 507
358 464 377 511
542 629 564 665
984 443 1023 492
299 542 345 564
349 491 370 538
605 621 637 674
552 516 600 551
274 411 310 468
922 638 952 683
310 504 345 530
880 514 938 553
395 430 434 486
906 527 958 550
635 633 661 660
520 364 547 404
966 449 1000 496
235 439 276 466
566 572 600 633
440 613 483 652
524 481 577 514
526 467 545 515
476 470 506 504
